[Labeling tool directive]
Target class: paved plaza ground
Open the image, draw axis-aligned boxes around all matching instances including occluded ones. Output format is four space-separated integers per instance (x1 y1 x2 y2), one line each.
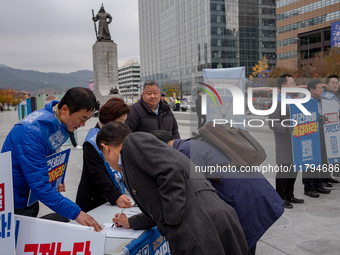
1 109 340 255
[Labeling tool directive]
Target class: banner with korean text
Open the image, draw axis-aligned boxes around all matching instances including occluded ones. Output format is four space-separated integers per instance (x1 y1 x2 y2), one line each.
28 148 70 206
0 152 15 254
290 98 322 170
15 215 106 254
123 227 170 255
322 99 340 164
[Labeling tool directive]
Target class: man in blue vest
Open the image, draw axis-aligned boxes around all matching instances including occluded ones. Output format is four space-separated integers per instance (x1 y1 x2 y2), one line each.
322 75 340 181
1 87 102 231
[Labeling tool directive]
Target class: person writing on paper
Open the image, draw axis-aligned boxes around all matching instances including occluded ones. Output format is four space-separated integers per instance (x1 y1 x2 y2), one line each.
76 98 133 212
96 121 249 255
1 87 102 231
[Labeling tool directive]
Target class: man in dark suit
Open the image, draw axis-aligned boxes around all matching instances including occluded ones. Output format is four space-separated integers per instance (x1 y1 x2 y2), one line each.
96 121 249 255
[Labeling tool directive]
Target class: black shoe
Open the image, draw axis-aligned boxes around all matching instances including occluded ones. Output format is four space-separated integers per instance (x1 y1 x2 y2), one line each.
283 200 293 209
289 197 304 204
327 178 340 184
315 187 331 194
322 182 334 189
304 191 320 198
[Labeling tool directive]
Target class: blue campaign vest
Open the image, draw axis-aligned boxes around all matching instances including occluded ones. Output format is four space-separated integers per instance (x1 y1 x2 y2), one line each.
18 101 69 154
84 128 126 194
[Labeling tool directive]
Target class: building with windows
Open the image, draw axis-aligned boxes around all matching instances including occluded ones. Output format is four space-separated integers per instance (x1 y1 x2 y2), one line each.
138 0 276 94
118 59 141 100
276 0 340 70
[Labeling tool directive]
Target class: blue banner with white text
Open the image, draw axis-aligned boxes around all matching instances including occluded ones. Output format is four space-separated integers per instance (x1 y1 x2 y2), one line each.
290 98 322 171
123 227 170 255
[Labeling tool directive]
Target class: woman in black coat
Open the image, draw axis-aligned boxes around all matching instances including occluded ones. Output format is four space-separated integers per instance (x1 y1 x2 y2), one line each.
75 98 133 212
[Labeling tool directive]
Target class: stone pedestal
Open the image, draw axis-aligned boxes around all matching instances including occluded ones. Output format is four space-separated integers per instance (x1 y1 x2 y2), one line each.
92 41 122 104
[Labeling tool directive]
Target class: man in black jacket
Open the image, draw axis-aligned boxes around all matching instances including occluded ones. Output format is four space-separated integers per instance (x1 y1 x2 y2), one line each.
126 80 180 138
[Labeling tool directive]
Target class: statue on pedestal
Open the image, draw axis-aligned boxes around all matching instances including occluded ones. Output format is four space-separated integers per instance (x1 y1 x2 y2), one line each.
92 4 112 41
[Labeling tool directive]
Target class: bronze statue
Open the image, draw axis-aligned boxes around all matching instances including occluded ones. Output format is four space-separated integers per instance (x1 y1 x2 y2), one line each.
92 5 112 41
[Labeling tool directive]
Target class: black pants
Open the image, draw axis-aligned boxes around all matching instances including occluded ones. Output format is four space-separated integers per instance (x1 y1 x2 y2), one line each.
14 202 69 222
275 163 298 201
302 169 323 191
197 113 206 129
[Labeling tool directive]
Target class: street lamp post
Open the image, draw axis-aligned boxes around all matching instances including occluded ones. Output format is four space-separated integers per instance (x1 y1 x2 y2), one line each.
297 37 310 81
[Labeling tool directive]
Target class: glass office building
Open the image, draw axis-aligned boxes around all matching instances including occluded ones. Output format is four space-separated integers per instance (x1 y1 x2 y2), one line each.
276 0 340 69
138 0 276 94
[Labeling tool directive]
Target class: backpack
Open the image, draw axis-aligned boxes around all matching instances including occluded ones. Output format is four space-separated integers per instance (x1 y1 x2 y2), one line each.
191 122 267 167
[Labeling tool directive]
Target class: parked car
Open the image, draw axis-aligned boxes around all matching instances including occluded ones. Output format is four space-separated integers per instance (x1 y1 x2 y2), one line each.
252 97 272 110
180 101 196 112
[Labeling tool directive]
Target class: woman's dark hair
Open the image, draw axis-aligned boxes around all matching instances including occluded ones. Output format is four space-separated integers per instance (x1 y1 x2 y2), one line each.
96 121 132 150
150 130 175 144
58 87 98 114
99 98 130 124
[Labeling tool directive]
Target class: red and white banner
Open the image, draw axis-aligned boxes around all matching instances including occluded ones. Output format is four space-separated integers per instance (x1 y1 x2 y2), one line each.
0 151 15 254
15 215 106 255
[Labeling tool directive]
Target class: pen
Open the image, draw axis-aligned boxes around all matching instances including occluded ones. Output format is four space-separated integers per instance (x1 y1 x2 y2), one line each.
112 208 126 228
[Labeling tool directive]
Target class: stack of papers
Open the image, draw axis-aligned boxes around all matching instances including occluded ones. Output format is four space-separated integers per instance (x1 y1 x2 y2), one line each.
101 223 145 239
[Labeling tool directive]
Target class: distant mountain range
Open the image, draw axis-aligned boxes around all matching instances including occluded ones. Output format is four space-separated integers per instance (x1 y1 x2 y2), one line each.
0 64 93 96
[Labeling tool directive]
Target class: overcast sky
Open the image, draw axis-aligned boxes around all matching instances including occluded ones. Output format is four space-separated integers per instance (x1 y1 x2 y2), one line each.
0 0 139 73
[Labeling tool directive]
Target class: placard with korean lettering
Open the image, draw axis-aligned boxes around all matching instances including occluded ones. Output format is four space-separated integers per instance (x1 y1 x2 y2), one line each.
15 215 105 254
27 148 71 206
322 99 340 164
0 152 15 254
290 98 322 170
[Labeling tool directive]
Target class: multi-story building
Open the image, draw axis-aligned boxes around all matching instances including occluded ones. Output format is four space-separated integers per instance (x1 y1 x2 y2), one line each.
277 0 340 70
118 59 141 100
138 0 276 94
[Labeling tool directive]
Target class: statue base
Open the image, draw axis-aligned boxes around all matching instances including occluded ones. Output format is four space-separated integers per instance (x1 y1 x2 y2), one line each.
92 41 120 104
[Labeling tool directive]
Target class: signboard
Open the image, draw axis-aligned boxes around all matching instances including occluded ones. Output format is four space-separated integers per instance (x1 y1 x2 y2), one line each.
15 215 106 255
123 227 170 255
202 67 246 129
322 99 340 164
290 98 322 170
28 149 71 206
0 152 15 254
331 20 340 48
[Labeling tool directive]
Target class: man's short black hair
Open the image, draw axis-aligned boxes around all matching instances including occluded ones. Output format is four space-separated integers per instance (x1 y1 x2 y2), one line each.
143 80 159 90
326 74 339 84
307 79 322 91
197 90 203 95
58 87 98 115
150 130 175 144
161 94 166 97
277 74 293 89
96 121 132 150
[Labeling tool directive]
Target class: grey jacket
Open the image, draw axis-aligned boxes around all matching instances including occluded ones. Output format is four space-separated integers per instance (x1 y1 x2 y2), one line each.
268 101 293 164
121 132 249 255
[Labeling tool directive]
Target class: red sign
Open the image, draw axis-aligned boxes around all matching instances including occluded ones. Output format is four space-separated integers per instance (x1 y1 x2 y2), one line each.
24 241 92 255
0 183 4 212
293 122 319 138
325 112 338 124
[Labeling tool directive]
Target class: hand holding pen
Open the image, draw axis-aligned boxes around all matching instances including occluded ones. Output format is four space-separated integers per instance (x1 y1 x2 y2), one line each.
112 209 130 229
